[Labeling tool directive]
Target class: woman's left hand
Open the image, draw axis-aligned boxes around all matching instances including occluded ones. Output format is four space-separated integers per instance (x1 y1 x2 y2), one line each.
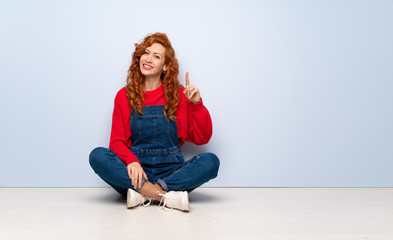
183 72 201 104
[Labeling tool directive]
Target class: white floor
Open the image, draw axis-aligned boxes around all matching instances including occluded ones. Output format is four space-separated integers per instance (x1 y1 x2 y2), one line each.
0 188 392 240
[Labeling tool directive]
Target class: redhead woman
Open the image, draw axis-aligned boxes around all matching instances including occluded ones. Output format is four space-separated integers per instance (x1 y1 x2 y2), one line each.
89 32 220 211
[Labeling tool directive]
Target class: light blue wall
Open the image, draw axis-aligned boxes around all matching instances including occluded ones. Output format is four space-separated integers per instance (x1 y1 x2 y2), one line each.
1 0 392 187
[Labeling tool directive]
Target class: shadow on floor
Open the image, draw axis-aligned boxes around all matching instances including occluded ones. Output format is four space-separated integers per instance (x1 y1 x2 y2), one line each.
88 188 222 204
89 190 126 204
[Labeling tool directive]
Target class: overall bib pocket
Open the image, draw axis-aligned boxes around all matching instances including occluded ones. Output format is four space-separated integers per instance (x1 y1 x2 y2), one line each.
138 114 169 142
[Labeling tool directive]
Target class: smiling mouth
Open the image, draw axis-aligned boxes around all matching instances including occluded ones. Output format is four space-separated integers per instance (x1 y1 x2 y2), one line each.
143 64 153 69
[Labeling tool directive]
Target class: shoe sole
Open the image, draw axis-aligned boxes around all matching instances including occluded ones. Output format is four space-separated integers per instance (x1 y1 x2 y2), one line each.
127 189 137 209
182 191 190 212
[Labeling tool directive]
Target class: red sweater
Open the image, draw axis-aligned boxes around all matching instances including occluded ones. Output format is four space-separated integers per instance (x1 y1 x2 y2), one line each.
109 85 213 165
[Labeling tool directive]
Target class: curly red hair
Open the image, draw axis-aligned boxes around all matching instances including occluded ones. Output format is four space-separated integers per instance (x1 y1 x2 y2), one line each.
126 32 180 120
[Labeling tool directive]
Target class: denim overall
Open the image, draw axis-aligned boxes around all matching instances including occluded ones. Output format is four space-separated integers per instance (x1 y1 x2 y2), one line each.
89 105 220 198
129 105 185 190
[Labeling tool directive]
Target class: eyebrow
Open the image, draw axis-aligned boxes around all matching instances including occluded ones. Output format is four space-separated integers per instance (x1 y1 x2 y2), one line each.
145 49 163 56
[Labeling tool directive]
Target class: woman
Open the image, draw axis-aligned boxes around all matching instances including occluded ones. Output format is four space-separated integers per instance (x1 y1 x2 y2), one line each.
89 32 220 212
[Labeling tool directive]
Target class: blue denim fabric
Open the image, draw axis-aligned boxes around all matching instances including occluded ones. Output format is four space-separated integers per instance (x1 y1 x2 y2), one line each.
89 105 219 197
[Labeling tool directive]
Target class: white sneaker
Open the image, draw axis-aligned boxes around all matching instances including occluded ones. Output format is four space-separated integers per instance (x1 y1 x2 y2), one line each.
127 189 152 208
156 191 190 212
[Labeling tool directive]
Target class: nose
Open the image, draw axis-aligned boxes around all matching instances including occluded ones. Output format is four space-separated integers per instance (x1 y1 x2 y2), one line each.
146 54 152 63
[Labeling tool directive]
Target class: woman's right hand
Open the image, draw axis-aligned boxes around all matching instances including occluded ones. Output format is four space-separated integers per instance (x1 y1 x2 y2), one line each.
127 162 148 189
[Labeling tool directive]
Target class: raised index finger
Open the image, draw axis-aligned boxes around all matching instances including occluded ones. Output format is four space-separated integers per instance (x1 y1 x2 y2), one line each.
185 72 190 86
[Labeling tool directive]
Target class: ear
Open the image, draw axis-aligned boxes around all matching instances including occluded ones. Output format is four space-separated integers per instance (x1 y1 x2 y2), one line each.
163 65 167 72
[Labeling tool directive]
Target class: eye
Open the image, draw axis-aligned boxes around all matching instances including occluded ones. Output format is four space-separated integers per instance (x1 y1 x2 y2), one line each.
155 56 160 59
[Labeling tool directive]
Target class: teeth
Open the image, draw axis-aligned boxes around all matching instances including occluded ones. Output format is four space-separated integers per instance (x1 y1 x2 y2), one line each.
144 64 152 69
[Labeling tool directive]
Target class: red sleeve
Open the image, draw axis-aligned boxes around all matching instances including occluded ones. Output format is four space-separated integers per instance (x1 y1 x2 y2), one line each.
180 88 213 145
109 88 140 165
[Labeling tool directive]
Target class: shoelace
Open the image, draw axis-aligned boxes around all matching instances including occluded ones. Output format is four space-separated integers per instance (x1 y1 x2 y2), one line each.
156 191 173 211
140 197 152 207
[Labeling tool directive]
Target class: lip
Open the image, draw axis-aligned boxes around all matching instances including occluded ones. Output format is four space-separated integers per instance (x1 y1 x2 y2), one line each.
142 63 153 70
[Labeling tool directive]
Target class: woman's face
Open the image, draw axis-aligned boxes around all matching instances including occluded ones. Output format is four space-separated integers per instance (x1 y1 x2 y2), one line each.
139 43 167 78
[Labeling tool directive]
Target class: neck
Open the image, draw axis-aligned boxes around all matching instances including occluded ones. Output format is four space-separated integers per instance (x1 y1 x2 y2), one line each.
144 76 162 91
